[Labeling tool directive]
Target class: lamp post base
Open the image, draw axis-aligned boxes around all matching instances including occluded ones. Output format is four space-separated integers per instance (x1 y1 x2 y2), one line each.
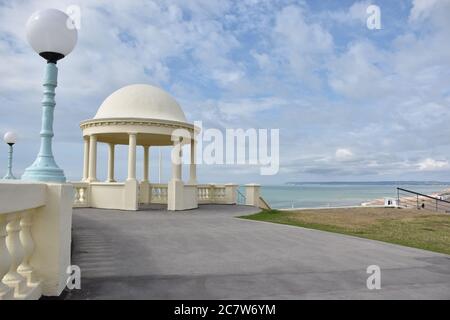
22 163 66 183
2 174 16 180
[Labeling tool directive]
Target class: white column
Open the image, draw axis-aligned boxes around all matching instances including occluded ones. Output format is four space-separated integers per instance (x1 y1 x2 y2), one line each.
88 135 97 182
171 139 182 182
82 136 89 181
158 147 162 183
188 139 197 184
143 146 150 182
107 143 115 182
127 133 137 181
168 138 186 211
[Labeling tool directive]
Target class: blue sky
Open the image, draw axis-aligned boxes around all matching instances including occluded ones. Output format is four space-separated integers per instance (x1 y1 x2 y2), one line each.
1 0 450 184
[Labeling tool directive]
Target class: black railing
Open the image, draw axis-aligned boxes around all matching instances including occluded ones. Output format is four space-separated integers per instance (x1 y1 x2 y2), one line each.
397 187 450 213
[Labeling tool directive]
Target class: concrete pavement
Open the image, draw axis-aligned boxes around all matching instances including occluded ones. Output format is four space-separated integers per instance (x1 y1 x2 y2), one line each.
65 205 450 299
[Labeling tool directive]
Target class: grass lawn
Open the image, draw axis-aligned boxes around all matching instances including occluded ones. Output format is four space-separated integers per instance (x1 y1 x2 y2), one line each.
241 207 450 255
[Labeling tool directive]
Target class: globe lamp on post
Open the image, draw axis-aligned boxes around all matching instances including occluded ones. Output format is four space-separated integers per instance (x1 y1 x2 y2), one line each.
3 132 18 180
21 8 78 183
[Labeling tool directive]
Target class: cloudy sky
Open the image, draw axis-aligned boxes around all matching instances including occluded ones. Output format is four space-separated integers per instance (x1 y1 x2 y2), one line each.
1 0 450 184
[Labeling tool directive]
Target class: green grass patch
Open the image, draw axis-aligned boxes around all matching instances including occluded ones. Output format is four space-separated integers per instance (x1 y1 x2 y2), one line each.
240 208 450 255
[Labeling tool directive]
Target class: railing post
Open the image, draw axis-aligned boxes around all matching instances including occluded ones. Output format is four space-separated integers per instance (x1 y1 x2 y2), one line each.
225 184 237 204
30 183 73 296
18 212 39 285
245 184 261 207
0 215 13 299
209 184 215 201
3 213 27 296
79 187 86 204
74 187 79 204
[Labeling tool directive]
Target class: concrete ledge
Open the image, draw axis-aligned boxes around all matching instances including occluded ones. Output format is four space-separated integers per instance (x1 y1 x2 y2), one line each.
0 181 46 214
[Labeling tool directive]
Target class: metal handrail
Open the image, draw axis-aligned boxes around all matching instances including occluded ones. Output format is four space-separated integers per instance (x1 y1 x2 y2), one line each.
397 187 450 203
397 187 450 213
236 189 246 205
259 196 271 210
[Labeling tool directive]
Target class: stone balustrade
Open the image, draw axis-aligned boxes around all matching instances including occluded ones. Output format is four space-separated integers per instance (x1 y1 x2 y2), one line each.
198 184 236 204
0 181 73 300
73 182 90 207
72 182 239 207
150 184 168 203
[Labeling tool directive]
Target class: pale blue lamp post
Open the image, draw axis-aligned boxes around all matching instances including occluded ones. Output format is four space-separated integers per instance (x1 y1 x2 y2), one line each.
3 132 18 179
21 9 78 183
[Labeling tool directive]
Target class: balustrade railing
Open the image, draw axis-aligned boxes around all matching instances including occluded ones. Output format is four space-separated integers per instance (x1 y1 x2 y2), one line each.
0 209 41 300
72 182 238 207
198 184 231 204
73 182 89 207
198 184 212 202
150 184 168 203
1 182 72 300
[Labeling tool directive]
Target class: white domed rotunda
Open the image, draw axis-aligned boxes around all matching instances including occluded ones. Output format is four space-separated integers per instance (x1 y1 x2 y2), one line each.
77 84 208 211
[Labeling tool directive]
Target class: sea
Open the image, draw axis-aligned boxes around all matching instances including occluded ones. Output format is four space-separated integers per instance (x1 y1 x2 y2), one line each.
259 182 450 209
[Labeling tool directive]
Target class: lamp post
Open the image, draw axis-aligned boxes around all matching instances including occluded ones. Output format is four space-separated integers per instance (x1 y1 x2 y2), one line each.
21 9 78 183
3 132 18 179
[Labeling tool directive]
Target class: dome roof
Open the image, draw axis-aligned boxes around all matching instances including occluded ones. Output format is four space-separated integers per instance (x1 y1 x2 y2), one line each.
94 84 187 123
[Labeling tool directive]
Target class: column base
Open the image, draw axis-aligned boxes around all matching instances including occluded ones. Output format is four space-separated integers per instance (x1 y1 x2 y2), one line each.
0 284 14 300
139 180 150 204
168 179 184 211
167 179 198 210
3 273 28 297
2 173 16 180
124 179 139 210
22 157 66 183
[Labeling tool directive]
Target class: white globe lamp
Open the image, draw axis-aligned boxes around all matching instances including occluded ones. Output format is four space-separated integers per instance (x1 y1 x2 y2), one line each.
22 9 78 182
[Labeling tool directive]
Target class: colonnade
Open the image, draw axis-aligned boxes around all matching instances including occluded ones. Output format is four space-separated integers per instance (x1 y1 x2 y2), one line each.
82 133 197 185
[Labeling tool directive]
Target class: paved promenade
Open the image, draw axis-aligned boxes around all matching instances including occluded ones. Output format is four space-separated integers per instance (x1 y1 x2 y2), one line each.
66 205 450 299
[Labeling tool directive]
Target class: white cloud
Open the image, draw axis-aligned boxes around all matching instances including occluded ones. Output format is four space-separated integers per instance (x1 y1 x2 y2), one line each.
409 0 441 23
417 158 449 171
327 0 371 25
328 41 391 100
1 1 450 183
270 5 333 87
335 148 354 161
